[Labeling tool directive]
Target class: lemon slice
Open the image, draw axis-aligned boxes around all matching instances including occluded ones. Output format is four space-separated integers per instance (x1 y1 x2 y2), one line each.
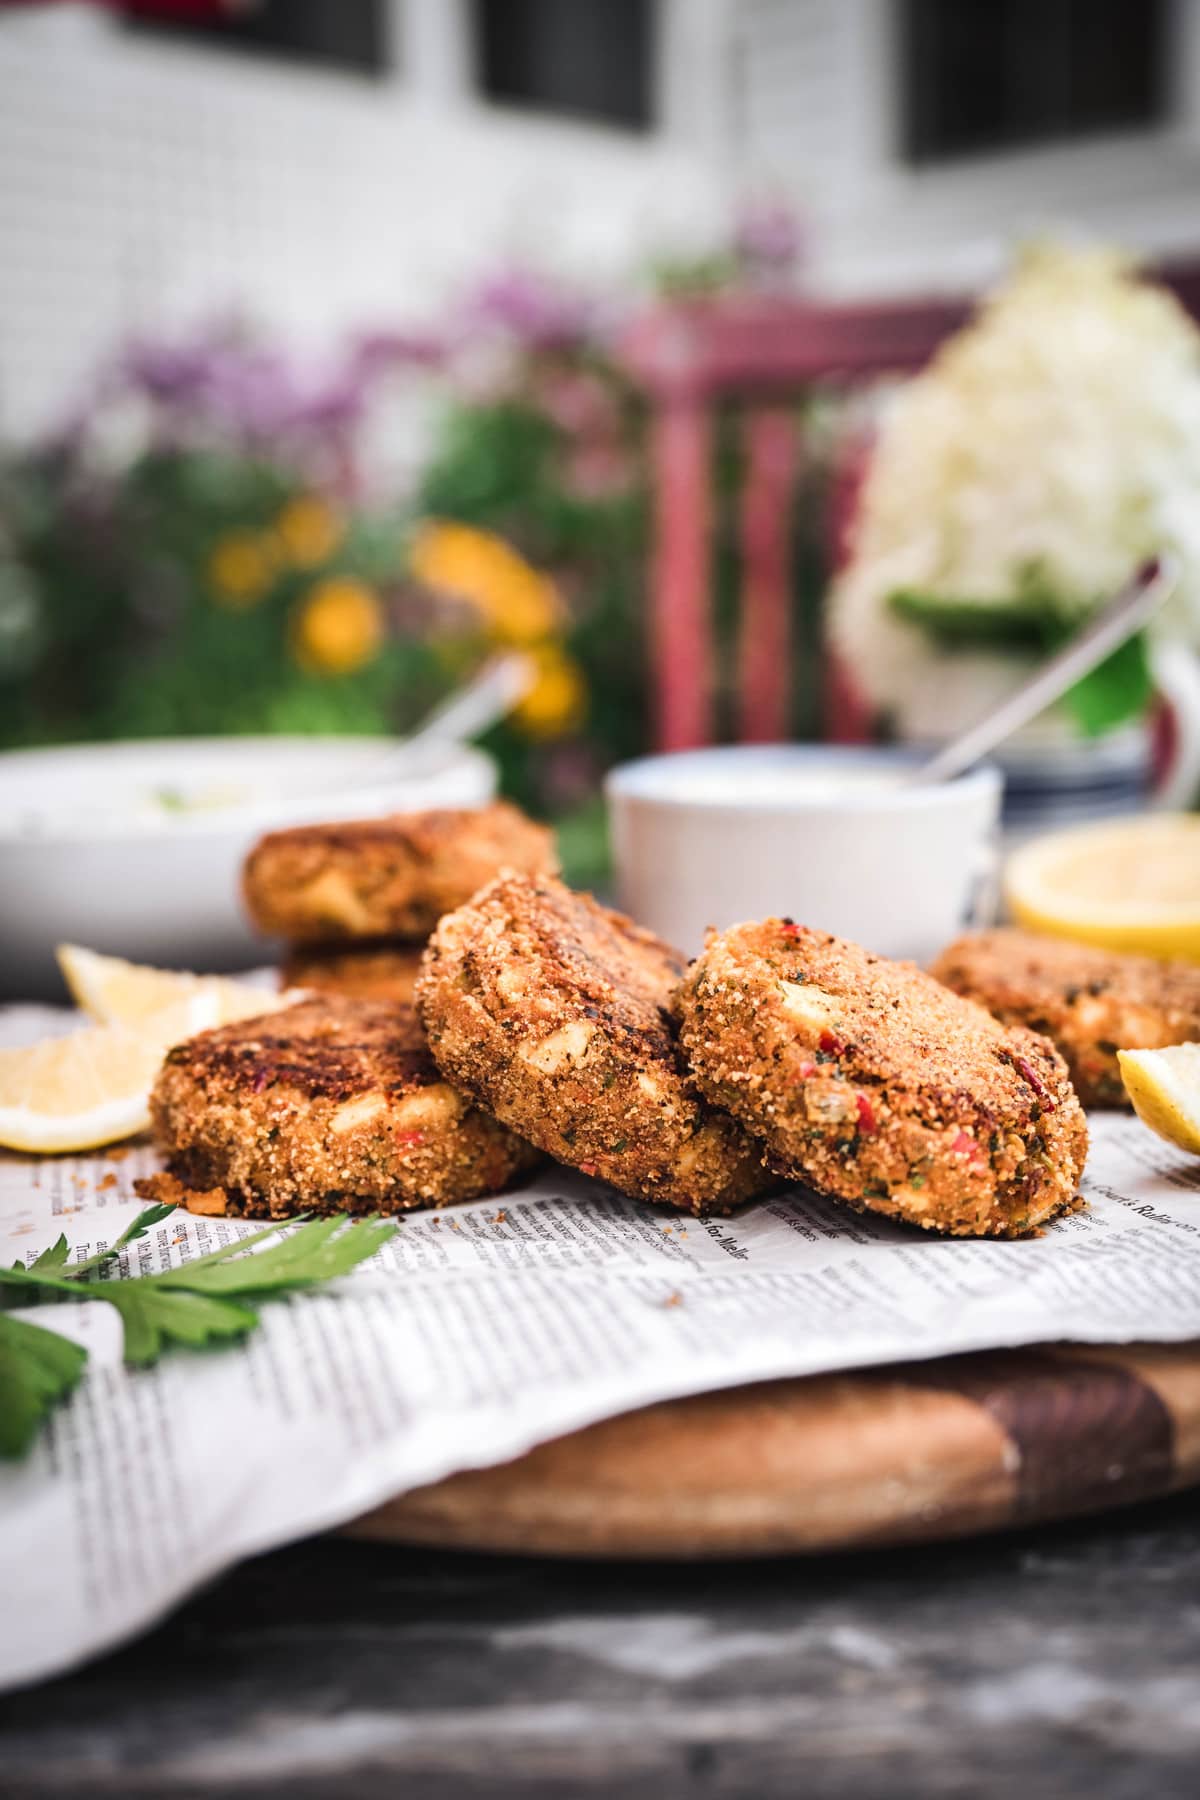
3 954 289 1154
57 944 279 1031
1004 815 1200 962
0 1002 204 1153
1117 1044 1200 1154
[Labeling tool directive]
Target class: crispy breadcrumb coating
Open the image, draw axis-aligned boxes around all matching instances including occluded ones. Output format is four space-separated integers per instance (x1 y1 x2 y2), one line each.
675 920 1088 1238
243 803 558 942
416 873 772 1214
281 941 425 1005
142 995 540 1218
932 928 1200 1107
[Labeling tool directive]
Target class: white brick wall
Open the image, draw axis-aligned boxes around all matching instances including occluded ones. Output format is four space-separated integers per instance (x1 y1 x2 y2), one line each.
0 3 721 438
4 0 1200 438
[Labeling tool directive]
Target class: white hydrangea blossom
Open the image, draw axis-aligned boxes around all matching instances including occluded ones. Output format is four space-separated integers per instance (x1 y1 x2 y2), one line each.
829 246 1200 741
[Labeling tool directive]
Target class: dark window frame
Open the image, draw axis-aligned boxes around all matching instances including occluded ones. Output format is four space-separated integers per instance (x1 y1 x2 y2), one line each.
471 0 656 134
900 0 1170 168
121 1 393 84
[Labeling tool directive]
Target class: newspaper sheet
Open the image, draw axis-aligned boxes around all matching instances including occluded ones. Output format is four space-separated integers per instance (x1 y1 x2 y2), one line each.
2 1008 1200 1690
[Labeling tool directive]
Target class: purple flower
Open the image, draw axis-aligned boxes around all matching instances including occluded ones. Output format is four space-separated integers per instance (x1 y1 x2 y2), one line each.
350 328 450 377
732 200 806 286
461 268 598 351
123 338 225 407
111 324 381 455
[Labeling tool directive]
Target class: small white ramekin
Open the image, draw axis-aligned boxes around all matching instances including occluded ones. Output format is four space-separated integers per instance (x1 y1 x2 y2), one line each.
606 744 1001 964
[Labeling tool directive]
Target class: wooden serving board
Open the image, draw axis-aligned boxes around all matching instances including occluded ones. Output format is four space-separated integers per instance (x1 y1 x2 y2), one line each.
349 1341 1200 1557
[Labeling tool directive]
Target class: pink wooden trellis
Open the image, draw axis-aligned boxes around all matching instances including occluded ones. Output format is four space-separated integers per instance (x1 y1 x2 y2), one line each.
619 263 1200 754
618 293 972 751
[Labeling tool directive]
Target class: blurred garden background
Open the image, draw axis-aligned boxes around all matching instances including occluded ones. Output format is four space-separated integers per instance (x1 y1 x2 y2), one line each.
6 0 1200 881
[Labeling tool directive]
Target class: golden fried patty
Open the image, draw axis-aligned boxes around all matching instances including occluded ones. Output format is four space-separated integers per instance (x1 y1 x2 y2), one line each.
931 928 1200 1108
416 873 771 1214
243 803 558 943
675 920 1088 1238
281 941 425 1006
144 995 540 1217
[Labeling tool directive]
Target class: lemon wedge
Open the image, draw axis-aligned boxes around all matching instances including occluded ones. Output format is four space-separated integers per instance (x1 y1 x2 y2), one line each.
1117 1043 1200 1155
0 951 289 1154
1004 815 1200 962
57 944 279 1031
0 1003 203 1153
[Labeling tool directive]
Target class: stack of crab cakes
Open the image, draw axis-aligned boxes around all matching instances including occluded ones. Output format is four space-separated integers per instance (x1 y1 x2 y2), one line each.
140 804 561 1219
242 802 558 1004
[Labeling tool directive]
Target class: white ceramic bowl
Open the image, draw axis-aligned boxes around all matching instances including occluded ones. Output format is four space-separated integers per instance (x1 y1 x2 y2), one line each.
606 744 1002 964
0 737 496 998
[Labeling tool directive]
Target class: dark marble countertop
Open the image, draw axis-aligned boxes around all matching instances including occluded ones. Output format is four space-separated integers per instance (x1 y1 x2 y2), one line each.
3 1491 1199 1798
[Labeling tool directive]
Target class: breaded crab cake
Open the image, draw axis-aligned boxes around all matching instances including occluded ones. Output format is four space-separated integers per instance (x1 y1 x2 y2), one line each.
415 873 771 1213
281 941 425 1006
141 995 540 1218
931 928 1200 1108
243 803 558 943
675 920 1088 1238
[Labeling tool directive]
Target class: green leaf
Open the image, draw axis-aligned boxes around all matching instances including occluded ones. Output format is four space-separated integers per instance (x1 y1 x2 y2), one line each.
8 1201 184 1289
0 1210 397 1454
27 1234 71 1274
0 1258 260 1364
155 1215 396 1297
888 588 1154 737
888 587 1053 648
0 1312 88 1458
150 1213 314 1279
63 1202 178 1281
101 1286 260 1367
1062 631 1153 737
0 1264 82 1300
0 1213 393 1309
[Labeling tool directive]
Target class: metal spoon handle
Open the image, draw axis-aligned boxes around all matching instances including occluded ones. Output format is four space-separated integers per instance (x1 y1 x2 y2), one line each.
395 652 535 758
910 555 1177 787
305 652 536 800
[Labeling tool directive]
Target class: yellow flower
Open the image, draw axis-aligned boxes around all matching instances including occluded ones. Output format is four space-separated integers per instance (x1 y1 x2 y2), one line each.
275 494 344 569
410 520 559 645
292 577 385 675
513 642 588 739
208 532 275 608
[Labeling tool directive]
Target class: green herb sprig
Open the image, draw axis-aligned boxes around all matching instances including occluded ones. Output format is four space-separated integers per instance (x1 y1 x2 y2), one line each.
0 1205 395 1459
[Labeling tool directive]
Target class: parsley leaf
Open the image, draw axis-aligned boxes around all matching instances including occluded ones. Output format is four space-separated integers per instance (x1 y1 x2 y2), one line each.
153 1213 396 1296
27 1235 72 1274
8 1201 180 1292
92 1285 261 1366
61 1201 178 1281
0 1205 396 1450
0 1312 88 1458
